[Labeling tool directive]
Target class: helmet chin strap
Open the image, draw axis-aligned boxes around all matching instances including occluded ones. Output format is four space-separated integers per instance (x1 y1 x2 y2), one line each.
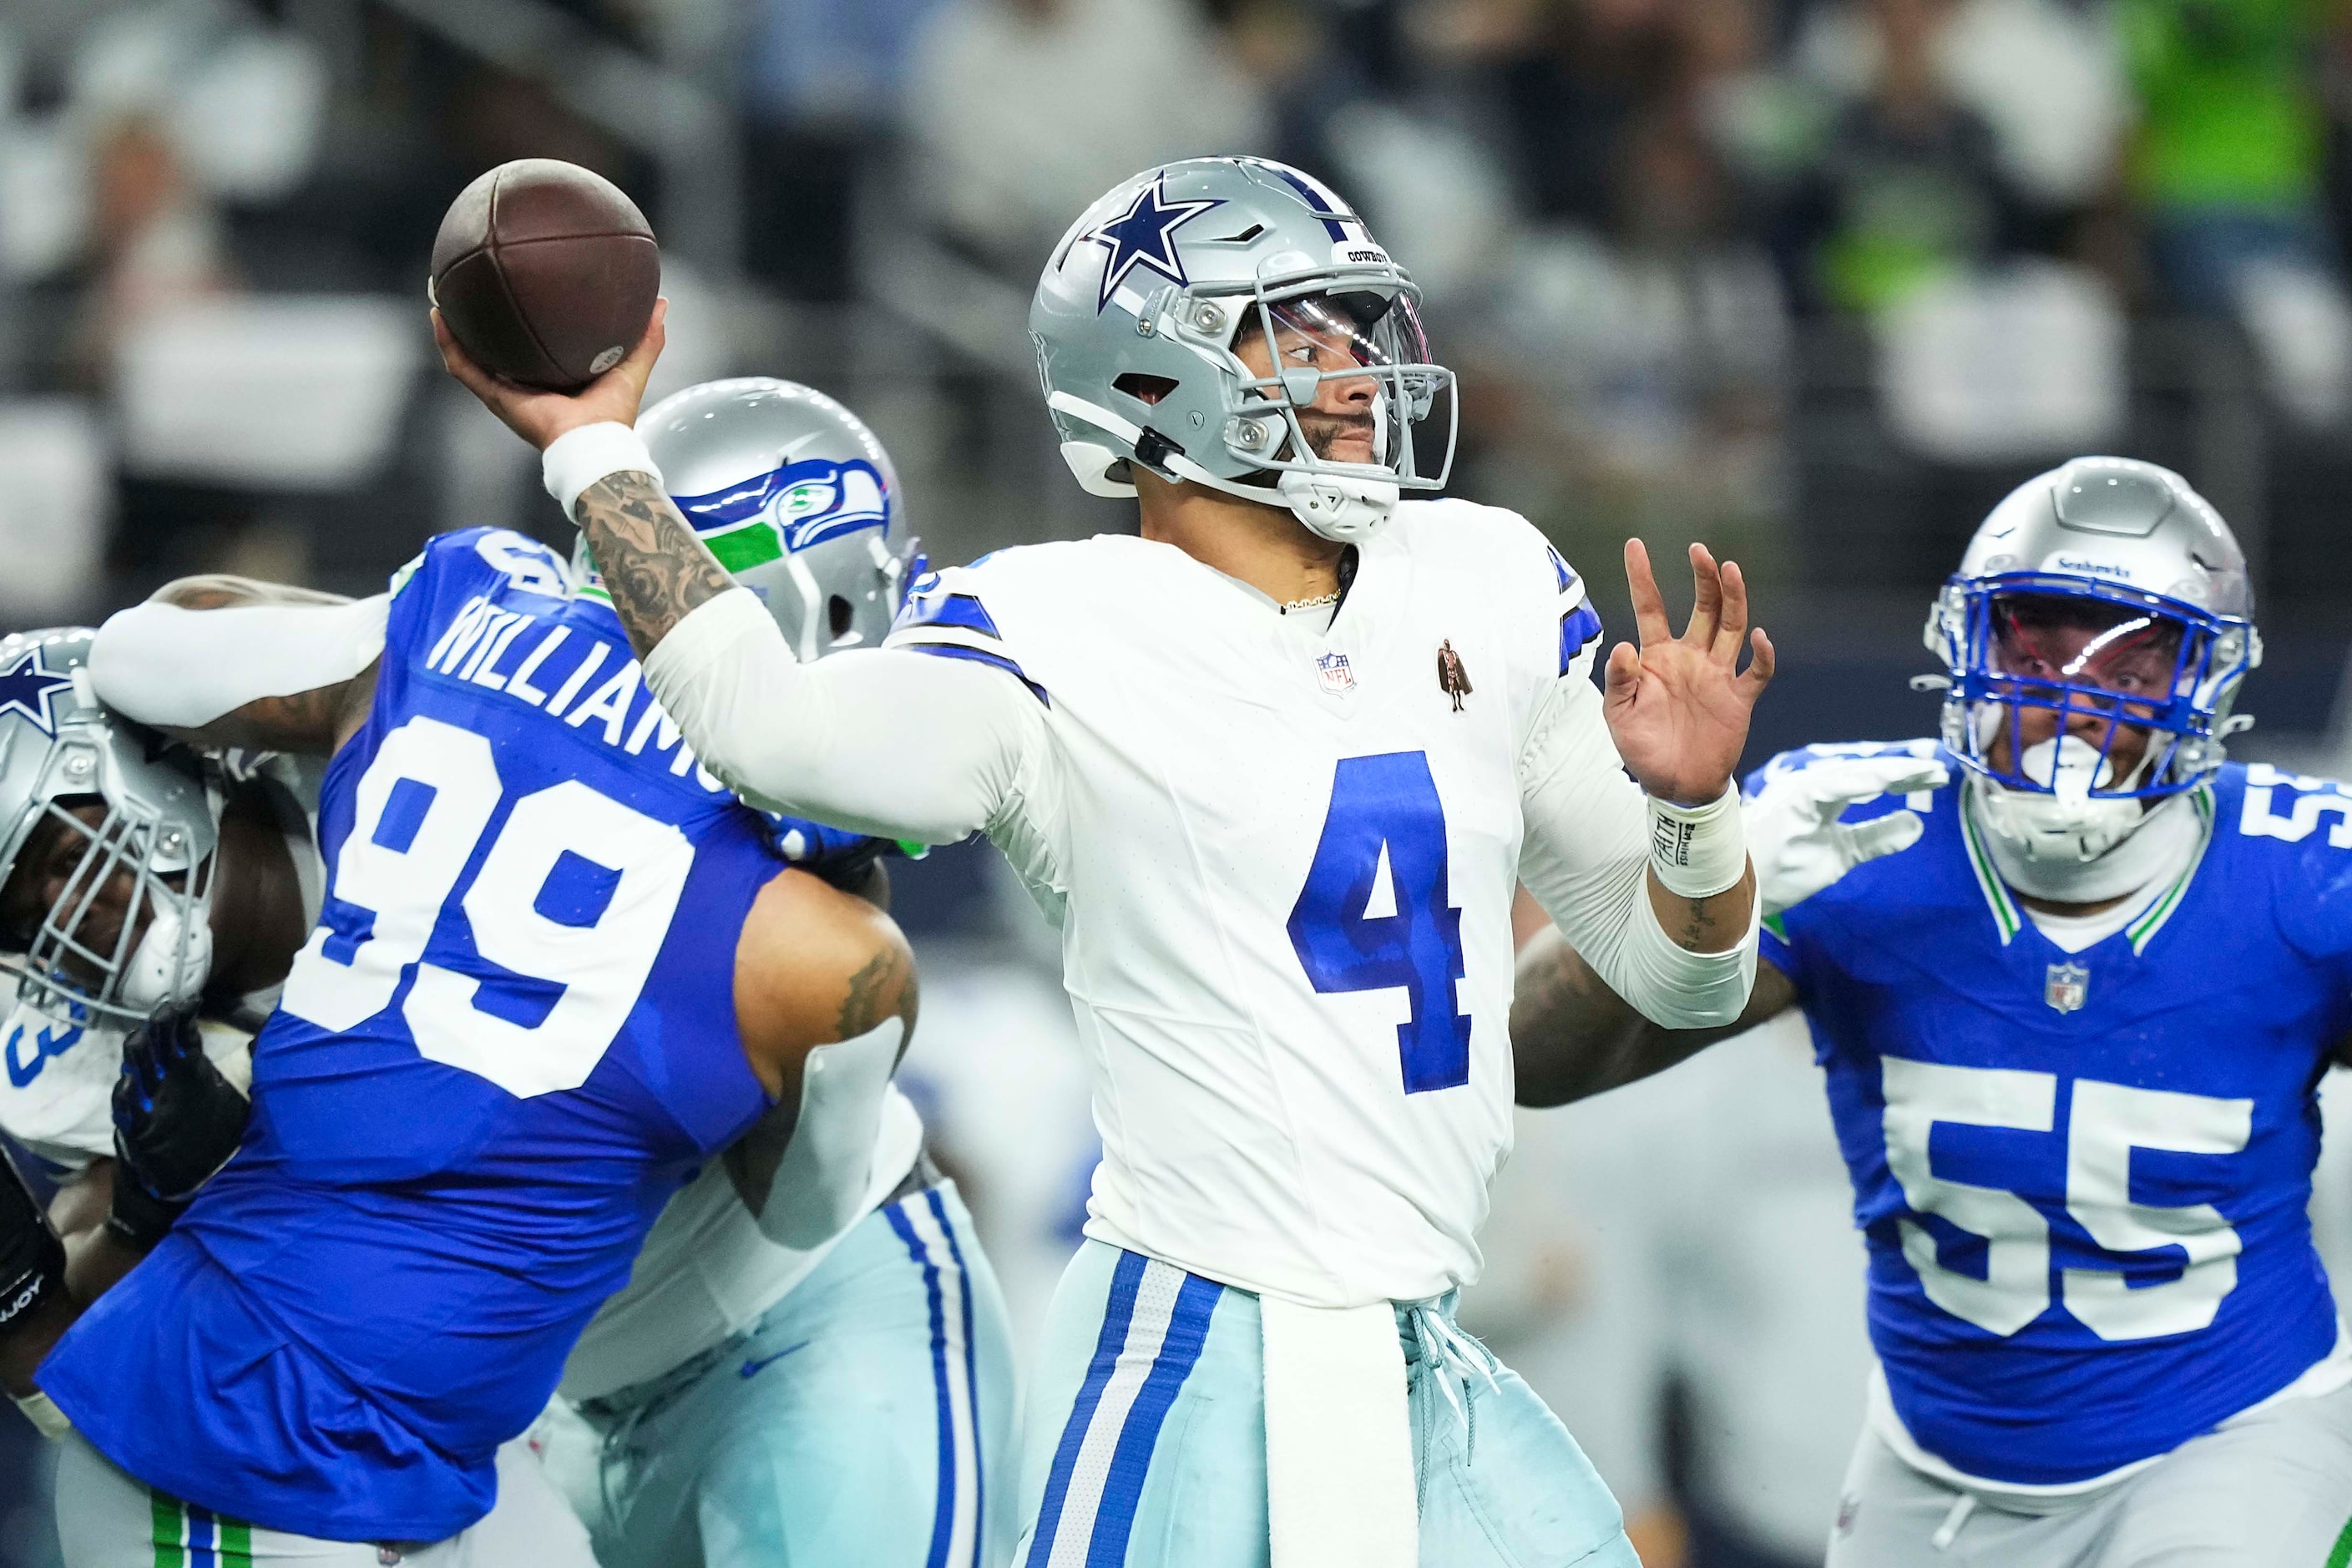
1273 469 1399 542
1150 449 1398 542
1040 395 1402 542
1969 733 2196 904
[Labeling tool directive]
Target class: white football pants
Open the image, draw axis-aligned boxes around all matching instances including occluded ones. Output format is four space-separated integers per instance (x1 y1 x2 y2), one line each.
1825 1380 2352 1567
53 1431 597 1566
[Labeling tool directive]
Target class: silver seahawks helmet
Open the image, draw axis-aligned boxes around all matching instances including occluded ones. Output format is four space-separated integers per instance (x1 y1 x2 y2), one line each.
1031 157 1456 543
605 378 919 660
0 629 218 1028
1925 456 2259 860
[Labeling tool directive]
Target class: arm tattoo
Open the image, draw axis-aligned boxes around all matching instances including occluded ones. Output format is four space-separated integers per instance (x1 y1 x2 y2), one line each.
837 944 915 1039
1675 896 1721 952
722 941 915 1216
573 470 734 658
1509 938 1605 1050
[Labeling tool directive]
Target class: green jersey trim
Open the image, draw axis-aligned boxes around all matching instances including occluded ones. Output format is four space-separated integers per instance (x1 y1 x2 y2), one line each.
2126 785 2216 955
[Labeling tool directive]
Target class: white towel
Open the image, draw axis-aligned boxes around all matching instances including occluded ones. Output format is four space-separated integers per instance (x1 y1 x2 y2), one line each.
1262 1295 1419 1568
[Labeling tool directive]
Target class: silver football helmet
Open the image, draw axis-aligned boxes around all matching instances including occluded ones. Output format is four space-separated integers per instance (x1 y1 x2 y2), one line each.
612 378 919 660
0 630 219 1029
1031 157 1457 543
1925 457 2259 862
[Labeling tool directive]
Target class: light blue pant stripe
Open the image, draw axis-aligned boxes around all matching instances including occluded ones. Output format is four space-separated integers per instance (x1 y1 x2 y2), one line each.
1086 1272 1220 1567
885 1199 964 1568
1017 1241 1640 1568
929 1187 986 1564
1025 1251 1150 1565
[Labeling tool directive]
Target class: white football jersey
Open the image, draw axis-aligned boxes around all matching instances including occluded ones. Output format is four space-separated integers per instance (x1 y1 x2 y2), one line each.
886 498 1624 1307
0 1009 254 1172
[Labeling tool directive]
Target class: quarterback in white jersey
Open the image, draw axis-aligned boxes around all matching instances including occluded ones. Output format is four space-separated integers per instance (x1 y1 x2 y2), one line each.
441 155 1772 1568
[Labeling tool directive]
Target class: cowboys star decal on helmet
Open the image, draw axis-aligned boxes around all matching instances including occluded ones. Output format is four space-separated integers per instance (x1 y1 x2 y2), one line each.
1080 178 1222 311
0 645 74 739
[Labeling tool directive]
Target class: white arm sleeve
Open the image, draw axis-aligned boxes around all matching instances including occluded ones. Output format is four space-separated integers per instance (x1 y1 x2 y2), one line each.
89 597 391 730
642 588 1042 845
751 1018 905 1250
1516 660 1758 1029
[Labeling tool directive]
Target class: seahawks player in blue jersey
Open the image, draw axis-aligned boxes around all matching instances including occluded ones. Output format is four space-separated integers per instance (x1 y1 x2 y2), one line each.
544 377 1015 1568
32 516 922 1560
1512 457 2352 1565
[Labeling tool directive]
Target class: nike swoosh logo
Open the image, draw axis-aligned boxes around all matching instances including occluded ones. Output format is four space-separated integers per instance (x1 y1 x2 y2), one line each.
739 1340 812 1379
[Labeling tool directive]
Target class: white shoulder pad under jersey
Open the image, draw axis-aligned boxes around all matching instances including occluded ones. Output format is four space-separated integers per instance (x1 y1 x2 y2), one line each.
889 507 1590 1306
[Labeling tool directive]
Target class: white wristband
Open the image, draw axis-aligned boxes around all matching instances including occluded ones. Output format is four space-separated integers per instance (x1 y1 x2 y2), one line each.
541 422 663 519
13 1390 71 1441
1647 786 1748 898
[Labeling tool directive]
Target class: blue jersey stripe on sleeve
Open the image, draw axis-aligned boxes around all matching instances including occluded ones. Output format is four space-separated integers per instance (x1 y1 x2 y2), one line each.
897 592 1003 642
903 642 1050 707
1559 599 1602 675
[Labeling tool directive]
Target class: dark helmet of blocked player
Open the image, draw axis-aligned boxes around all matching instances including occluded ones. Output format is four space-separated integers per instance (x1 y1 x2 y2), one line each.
1924 457 2259 858
603 377 920 660
1030 156 1457 544
0 629 219 1029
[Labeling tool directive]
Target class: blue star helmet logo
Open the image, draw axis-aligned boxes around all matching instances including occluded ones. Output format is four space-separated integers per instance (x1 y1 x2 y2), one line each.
0 645 73 739
1081 176 1222 312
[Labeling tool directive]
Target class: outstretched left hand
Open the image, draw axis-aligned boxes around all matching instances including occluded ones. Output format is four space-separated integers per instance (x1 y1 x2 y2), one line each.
1601 539 1775 806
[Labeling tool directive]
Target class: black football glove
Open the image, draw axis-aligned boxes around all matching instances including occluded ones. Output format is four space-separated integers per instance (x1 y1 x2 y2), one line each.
108 1004 249 1250
0 1141 64 1332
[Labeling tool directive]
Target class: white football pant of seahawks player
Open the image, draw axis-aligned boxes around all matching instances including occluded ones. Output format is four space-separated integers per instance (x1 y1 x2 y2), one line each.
465 156 1773 1568
1515 457 2352 1568
0 629 597 1563
535 377 1017 1568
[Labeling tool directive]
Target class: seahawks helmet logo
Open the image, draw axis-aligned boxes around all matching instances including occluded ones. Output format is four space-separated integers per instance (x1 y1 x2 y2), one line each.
673 458 892 571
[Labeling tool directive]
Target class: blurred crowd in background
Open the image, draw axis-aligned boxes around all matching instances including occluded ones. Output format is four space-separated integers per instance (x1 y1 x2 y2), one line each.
5 0 2352 1565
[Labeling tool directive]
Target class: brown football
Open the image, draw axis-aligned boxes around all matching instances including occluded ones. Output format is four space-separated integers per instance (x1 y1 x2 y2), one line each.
430 159 660 392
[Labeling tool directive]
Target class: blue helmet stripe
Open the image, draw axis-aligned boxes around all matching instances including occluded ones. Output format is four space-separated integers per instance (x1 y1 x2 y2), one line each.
1252 160 1351 241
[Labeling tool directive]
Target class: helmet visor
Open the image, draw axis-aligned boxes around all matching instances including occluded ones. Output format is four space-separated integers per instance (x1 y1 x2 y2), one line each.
1227 287 1455 488
1988 594 2187 716
1950 581 2228 800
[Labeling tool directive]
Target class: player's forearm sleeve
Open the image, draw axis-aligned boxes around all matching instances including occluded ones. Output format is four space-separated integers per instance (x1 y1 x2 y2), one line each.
89 598 391 730
1517 668 1757 1029
752 1019 903 1251
641 589 1035 844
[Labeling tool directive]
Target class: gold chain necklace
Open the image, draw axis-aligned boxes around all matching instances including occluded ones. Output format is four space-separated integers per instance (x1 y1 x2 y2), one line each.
1282 590 1341 612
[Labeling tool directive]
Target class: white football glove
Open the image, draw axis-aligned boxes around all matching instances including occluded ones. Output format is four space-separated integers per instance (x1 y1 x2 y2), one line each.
1745 753 1951 918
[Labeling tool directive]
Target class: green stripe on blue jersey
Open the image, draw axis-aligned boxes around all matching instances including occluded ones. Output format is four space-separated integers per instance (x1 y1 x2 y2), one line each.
1957 785 2021 944
2127 785 2215 954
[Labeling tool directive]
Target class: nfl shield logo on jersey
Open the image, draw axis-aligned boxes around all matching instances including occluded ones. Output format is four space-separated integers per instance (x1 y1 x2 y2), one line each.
2045 961 2090 1014
1316 651 1355 695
